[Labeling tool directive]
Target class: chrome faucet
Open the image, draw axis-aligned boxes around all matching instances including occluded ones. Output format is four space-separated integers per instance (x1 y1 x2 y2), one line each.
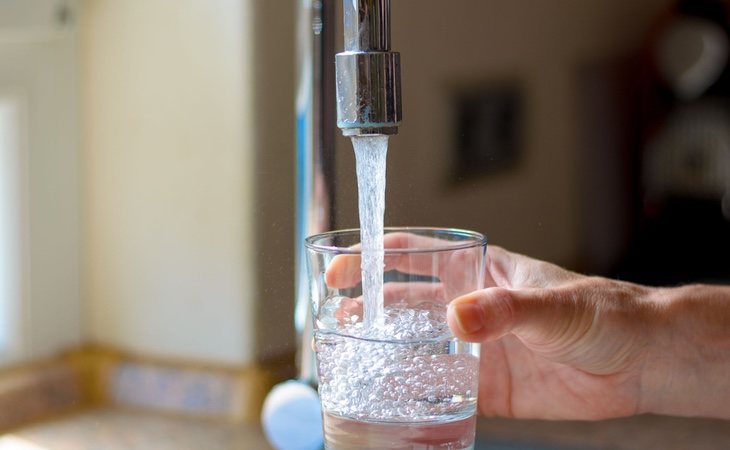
263 1 402 447
336 0 402 136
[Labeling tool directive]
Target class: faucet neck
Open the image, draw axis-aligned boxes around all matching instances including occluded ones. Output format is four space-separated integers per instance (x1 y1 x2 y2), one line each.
344 0 391 52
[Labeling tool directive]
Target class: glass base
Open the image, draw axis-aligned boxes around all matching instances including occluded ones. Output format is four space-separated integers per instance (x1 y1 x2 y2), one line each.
323 412 476 450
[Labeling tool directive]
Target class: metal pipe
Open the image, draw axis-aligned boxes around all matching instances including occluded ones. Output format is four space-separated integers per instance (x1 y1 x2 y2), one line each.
344 0 391 51
294 0 336 386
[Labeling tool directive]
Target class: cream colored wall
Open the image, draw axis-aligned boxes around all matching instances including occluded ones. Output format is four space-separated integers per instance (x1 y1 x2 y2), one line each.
81 0 257 365
0 0 82 366
335 0 673 267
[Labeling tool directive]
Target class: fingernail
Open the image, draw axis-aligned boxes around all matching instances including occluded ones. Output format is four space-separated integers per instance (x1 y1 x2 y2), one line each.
453 302 484 334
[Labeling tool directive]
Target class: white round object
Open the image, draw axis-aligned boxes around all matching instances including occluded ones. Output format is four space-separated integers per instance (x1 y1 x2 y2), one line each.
261 380 323 450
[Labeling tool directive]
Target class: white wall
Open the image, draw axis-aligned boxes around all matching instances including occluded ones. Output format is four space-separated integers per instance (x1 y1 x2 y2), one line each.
0 89 27 362
0 0 82 366
82 0 256 365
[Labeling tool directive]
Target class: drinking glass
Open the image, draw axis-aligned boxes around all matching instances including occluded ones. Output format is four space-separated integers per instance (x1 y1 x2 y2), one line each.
305 227 487 450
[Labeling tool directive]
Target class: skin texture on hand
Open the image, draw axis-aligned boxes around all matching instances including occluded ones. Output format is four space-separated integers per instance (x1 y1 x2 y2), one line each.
639 284 730 419
448 246 653 419
448 246 730 420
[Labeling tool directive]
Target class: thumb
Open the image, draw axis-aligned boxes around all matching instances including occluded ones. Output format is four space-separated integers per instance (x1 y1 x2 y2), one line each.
447 286 593 347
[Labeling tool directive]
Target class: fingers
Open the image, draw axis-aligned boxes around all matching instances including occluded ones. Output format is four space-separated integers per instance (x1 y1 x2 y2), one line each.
381 282 446 305
449 277 655 377
326 232 474 289
485 245 581 289
341 282 446 311
335 297 362 324
334 282 447 324
447 286 590 347
325 252 362 288
327 239 578 292
447 288 521 342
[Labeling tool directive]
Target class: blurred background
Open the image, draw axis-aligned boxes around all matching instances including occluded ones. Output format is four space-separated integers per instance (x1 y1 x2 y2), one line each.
0 0 729 449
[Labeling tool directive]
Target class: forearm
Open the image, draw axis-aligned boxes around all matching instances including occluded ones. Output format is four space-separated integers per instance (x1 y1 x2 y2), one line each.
640 284 730 419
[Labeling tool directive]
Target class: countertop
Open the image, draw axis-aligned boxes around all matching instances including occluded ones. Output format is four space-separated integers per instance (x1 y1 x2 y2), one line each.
2 408 728 449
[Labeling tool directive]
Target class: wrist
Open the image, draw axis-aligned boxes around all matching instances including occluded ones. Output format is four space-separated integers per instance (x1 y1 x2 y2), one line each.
639 284 730 418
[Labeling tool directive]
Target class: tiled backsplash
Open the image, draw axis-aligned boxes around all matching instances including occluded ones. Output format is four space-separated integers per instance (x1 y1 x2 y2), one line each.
0 347 281 432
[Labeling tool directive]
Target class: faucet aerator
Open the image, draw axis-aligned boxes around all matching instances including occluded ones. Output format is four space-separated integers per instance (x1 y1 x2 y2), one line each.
336 0 402 137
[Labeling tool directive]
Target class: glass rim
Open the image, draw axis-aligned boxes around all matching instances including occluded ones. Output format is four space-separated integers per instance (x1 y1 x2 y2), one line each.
304 226 487 255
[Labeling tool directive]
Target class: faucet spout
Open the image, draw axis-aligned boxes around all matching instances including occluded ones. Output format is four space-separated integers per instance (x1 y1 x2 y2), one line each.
336 0 402 136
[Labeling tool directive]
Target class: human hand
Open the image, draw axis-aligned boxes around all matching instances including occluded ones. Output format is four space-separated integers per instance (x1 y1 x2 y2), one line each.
448 245 730 420
326 234 730 420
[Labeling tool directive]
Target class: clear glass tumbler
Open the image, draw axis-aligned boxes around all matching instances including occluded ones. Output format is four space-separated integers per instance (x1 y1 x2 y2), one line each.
305 227 487 450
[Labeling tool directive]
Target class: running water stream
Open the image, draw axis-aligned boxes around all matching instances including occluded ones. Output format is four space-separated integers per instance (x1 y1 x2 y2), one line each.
351 135 389 329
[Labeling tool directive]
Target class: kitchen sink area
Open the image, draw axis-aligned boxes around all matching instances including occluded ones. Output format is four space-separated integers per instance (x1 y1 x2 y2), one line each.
3 409 729 450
